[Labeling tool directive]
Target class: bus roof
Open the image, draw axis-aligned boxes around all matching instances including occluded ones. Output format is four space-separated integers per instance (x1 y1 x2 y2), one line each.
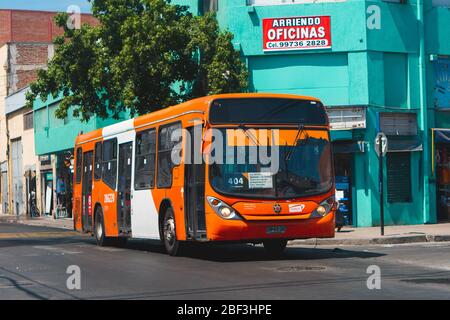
75 93 323 145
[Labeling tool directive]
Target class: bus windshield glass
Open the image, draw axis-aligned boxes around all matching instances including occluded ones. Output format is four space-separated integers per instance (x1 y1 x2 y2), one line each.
209 98 327 125
208 128 333 199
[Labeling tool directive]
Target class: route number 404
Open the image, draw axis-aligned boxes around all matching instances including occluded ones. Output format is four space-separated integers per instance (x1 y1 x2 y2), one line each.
228 177 244 186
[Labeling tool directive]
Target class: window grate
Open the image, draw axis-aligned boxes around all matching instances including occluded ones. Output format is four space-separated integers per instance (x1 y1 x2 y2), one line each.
386 152 412 203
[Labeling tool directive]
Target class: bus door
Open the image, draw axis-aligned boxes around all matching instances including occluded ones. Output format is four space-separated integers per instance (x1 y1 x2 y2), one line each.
82 151 93 232
184 125 206 240
118 142 133 234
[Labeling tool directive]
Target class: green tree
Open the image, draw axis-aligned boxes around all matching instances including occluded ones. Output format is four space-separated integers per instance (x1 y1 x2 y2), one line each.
26 0 248 121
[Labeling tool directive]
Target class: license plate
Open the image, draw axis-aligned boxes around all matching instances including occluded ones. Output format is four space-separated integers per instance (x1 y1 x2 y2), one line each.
266 226 286 234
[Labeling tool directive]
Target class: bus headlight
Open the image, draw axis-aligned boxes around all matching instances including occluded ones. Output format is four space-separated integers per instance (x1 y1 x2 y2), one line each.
207 196 241 220
219 207 233 218
315 205 327 216
310 196 335 218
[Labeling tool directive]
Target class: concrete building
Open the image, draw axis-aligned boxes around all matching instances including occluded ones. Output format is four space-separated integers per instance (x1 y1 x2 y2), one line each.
4 86 39 216
0 9 97 216
0 41 53 215
174 0 450 226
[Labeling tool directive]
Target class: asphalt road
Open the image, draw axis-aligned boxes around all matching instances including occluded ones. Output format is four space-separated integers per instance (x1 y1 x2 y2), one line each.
0 223 449 300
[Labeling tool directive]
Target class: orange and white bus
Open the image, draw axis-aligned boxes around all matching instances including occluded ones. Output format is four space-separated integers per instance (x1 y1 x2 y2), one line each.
73 93 336 256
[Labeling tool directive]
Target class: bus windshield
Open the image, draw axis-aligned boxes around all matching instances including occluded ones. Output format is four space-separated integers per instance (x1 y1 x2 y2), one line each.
209 98 328 125
209 128 333 199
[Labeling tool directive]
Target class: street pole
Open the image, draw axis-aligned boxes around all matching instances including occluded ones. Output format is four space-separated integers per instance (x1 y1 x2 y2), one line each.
378 134 384 236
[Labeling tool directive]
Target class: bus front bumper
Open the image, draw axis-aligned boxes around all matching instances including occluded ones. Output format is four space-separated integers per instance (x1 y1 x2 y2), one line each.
206 211 335 242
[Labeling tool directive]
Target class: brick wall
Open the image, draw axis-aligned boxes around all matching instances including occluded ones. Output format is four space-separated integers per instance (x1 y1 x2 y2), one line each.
7 43 52 94
0 10 98 94
0 11 12 46
0 9 98 48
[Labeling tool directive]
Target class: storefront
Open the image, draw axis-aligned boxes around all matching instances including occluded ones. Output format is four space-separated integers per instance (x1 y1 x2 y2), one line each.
55 151 74 218
434 129 450 221
0 161 7 214
332 141 365 226
328 106 366 226
39 155 53 215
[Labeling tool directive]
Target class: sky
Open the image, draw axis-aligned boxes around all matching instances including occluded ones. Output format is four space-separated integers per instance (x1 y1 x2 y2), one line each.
0 0 92 13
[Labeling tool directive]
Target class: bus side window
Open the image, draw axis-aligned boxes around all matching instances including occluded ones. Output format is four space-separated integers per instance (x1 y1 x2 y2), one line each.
157 122 182 188
135 128 156 190
75 147 82 184
94 142 102 180
102 139 117 190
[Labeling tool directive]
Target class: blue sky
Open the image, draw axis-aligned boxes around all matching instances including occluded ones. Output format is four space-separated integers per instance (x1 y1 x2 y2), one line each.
0 0 92 13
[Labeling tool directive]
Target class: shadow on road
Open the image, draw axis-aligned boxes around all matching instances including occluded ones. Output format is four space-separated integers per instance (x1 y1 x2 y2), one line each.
0 232 385 262
0 276 47 299
0 236 93 249
122 239 385 262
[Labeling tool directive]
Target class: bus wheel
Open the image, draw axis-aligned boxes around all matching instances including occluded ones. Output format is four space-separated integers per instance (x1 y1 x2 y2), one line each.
94 208 110 247
162 207 182 256
263 239 288 256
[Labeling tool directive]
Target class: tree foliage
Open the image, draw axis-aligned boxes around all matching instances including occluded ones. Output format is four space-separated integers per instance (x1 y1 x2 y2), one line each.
26 0 248 121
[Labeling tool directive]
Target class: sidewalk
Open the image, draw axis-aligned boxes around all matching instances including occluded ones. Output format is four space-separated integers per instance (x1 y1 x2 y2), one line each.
290 223 450 246
0 214 74 230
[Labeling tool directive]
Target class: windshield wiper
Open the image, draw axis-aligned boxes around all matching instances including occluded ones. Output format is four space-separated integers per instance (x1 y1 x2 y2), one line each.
238 124 261 147
284 124 309 162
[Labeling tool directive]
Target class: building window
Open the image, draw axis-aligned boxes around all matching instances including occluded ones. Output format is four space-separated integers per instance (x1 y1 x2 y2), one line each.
135 128 157 190
23 112 33 130
157 122 182 188
432 0 450 7
382 0 407 3
203 0 218 12
247 0 346 5
379 113 417 136
433 58 450 109
75 148 82 184
387 152 412 203
102 138 117 190
94 142 102 180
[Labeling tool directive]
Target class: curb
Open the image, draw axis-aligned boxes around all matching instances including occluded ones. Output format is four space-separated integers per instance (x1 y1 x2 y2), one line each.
0 216 74 230
288 234 450 246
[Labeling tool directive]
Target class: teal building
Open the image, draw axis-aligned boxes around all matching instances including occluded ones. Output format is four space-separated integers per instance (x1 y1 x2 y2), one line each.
33 94 129 215
175 0 450 226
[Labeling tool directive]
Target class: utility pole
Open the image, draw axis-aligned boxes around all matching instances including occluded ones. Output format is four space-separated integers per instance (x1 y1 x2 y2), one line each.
378 134 384 236
376 132 387 236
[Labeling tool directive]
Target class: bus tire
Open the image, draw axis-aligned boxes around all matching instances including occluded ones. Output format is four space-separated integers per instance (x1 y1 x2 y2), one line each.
114 237 128 247
162 207 183 256
94 208 111 247
263 239 288 256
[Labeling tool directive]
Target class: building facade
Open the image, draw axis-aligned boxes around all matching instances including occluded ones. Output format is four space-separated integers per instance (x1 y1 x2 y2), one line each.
175 0 450 226
32 95 129 217
4 87 39 216
0 10 97 216
0 42 54 215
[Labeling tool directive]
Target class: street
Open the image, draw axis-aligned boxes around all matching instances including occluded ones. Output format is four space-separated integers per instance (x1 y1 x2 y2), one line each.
0 223 449 300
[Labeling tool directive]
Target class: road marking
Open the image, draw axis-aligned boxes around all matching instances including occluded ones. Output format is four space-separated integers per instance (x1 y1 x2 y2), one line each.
0 231 80 239
32 245 82 255
95 247 125 252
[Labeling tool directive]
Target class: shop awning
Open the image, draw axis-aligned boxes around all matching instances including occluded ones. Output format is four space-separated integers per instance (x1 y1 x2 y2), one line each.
387 137 423 152
434 129 450 143
332 141 365 154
